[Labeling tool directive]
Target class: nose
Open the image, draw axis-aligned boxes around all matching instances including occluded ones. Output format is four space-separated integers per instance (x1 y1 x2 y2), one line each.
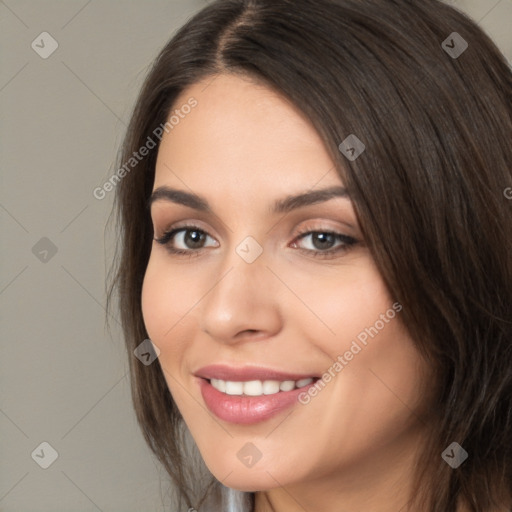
199 247 283 344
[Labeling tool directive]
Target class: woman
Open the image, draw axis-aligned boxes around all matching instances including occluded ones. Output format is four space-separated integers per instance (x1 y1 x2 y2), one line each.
107 0 512 510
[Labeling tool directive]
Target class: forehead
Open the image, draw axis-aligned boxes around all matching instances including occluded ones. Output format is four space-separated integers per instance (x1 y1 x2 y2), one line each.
153 74 341 194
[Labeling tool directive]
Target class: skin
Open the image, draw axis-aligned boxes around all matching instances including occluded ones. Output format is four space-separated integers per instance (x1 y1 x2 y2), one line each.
141 73 437 511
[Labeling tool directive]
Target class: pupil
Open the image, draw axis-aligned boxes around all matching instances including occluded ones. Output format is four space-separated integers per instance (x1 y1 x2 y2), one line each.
313 233 334 250
186 230 204 249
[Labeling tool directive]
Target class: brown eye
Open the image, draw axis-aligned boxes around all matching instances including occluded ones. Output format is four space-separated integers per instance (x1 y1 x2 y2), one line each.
154 225 218 255
292 230 358 258
179 229 207 249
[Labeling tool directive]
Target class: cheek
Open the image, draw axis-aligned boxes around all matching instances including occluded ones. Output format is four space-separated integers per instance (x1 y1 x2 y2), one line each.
141 256 168 342
287 256 428 430
141 250 204 327
141 255 196 403
287 254 395 357
141 253 191 352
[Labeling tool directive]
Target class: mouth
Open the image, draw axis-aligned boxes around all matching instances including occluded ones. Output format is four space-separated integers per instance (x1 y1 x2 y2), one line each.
208 377 317 396
195 365 320 424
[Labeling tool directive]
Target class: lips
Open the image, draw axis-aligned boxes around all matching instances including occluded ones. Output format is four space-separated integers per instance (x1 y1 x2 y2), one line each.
195 364 319 424
195 364 319 382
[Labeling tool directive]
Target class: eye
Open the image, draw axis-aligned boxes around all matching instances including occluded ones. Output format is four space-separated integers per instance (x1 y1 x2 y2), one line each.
154 224 218 256
154 224 359 259
291 229 358 258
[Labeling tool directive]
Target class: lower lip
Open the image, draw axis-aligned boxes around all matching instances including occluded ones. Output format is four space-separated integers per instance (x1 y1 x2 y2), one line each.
198 378 316 425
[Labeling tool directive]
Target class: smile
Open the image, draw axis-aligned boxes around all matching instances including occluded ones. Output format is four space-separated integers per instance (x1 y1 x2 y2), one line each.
210 378 314 396
195 365 319 424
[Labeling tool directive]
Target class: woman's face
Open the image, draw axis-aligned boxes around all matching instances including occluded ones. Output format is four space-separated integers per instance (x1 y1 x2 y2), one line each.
142 74 432 503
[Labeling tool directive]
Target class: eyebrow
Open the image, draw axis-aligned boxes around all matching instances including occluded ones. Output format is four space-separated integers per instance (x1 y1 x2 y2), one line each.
148 185 349 214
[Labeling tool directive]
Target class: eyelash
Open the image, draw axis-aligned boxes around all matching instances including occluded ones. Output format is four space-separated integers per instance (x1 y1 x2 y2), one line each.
154 223 358 260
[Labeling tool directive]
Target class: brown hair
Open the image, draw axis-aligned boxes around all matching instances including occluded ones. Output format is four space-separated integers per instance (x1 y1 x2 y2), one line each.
106 0 512 510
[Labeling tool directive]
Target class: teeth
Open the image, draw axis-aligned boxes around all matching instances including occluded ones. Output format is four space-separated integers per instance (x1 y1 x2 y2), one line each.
210 378 226 392
262 380 280 395
210 377 315 396
225 381 244 395
244 380 263 396
296 378 313 388
279 380 295 392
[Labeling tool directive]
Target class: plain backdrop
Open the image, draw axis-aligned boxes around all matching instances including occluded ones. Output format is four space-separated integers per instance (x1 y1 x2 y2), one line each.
1 1 511 511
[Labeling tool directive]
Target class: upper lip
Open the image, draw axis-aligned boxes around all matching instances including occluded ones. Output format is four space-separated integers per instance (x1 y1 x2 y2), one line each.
194 364 319 382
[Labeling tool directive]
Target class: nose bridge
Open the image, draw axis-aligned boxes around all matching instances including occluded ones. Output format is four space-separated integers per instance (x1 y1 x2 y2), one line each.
199 237 282 341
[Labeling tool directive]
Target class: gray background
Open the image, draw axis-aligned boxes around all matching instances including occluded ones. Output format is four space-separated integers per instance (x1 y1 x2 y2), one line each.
1 1 511 511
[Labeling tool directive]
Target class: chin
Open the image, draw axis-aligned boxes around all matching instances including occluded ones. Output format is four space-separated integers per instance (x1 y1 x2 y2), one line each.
208 461 293 492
